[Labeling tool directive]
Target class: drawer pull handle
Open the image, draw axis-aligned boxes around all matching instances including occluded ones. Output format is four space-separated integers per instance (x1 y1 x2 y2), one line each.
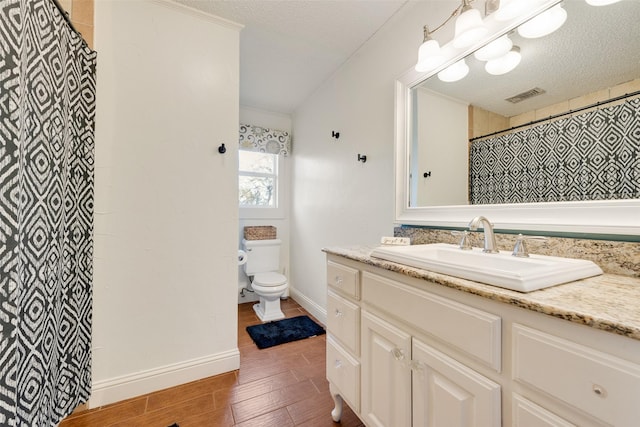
391 348 405 361
334 309 343 317
592 384 607 398
335 359 342 369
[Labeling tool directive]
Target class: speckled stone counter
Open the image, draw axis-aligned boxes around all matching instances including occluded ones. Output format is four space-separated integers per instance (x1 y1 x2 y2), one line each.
323 245 640 341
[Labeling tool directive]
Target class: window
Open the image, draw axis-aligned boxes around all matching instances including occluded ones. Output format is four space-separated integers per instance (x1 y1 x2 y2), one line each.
239 151 279 209
238 123 289 219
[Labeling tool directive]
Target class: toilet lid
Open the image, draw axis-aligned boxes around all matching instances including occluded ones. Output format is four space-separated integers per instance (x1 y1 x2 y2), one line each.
253 272 287 287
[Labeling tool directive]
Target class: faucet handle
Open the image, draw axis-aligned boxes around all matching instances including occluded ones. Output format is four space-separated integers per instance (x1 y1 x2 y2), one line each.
451 230 472 250
512 234 547 258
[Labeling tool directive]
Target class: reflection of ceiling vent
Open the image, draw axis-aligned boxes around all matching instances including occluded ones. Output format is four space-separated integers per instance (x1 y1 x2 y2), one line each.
505 87 546 103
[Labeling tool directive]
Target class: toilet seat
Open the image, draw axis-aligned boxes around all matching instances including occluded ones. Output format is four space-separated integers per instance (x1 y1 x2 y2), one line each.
250 272 288 322
253 272 287 287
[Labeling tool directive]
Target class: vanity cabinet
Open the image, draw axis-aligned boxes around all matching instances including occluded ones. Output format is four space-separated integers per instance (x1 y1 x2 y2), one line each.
360 271 501 427
325 253 640 427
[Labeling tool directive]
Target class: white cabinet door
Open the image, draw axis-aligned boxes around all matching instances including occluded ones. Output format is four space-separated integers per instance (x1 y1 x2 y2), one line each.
412 337 501 427
361 311 412 427
512 394 576 427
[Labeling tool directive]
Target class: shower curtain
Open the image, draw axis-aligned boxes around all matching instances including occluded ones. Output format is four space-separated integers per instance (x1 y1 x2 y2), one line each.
0 0 96 425
469 97 640 205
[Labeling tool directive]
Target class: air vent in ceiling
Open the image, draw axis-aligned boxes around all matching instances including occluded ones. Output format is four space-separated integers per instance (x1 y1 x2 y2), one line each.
505 87 546 104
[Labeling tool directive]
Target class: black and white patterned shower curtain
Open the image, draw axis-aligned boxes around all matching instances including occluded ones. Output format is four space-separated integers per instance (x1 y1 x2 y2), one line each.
469 97 640 204
0 0 96 425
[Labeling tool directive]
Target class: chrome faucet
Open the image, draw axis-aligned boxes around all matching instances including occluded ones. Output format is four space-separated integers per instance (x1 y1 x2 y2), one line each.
451 230 472 250
512 234 547 258
468 216 499 253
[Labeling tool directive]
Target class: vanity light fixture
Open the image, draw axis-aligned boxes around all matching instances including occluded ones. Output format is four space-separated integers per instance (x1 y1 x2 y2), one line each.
474 34 513 61
485 46 521 75
585 0 621 5
414 0 532 74
414 0 486 72
517 3 567 38
415 0 621 75
438 58 470 82
453 0 489 48
494 0 536 21
415 26 446 72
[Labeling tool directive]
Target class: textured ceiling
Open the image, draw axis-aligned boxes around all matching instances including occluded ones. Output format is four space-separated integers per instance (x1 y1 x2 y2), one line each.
419 0 640 117
171 0 639 117
173 0 409 114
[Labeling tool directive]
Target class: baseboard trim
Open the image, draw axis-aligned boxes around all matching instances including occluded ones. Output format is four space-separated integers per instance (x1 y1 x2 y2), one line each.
290 288 327 326
89 349 240 408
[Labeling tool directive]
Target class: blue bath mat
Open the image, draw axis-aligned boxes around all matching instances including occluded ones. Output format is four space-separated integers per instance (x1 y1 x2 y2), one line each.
246 315 325 349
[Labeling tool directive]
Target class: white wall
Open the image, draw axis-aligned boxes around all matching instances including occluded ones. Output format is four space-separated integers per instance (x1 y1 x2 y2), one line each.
92 0 241 407
415 88 469 206
290 1 453 322
237 107 292 303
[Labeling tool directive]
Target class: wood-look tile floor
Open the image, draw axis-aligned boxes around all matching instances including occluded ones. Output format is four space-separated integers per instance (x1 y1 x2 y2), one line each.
60 299 364 426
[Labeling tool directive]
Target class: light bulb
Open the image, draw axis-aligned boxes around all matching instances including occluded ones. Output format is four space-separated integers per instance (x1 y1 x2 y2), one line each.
518 4 567 39
585 0 621 5
453 6 488 48
485 46 521 75
495 0 536 21
415 38 445 72
474 35 513 61
438 59 469 82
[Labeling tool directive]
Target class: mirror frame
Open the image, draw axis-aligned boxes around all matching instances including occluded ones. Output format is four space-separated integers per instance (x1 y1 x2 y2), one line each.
394 0 640 237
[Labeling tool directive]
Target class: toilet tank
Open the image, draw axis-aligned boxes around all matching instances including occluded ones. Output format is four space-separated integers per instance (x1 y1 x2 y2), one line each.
242 239 281 275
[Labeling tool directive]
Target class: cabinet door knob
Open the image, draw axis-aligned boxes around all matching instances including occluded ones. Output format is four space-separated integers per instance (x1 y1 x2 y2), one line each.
409 360 424 372
335 359 343 369
335 276 343 285
391 348 405 361
592 384 607 398
334 309 343 317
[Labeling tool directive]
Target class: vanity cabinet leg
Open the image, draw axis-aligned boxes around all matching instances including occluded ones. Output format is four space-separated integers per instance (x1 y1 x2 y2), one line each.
329 383 343 422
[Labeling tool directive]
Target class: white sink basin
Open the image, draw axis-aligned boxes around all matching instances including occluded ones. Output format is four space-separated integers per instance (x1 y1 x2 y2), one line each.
370 243 603 292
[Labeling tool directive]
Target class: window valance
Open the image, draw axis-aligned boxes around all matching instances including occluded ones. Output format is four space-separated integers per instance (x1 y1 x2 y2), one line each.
239 123 291 156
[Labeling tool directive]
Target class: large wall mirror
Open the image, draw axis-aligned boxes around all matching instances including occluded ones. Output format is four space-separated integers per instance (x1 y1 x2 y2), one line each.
395 0 640 236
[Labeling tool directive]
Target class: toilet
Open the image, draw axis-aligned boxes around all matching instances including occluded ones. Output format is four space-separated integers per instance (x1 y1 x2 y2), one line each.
242 238 288 322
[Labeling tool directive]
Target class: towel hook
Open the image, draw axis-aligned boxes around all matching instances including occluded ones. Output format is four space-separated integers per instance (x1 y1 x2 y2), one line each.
218 143 226 154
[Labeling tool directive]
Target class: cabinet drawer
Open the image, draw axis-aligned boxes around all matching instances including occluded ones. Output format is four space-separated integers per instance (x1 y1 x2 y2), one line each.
362 271 501 371
513 324 640 426
327 290 360 356
327 336 360 413
327 260 360 299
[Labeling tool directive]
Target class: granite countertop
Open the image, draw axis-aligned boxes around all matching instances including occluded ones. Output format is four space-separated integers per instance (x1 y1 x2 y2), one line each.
323 245 640 341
